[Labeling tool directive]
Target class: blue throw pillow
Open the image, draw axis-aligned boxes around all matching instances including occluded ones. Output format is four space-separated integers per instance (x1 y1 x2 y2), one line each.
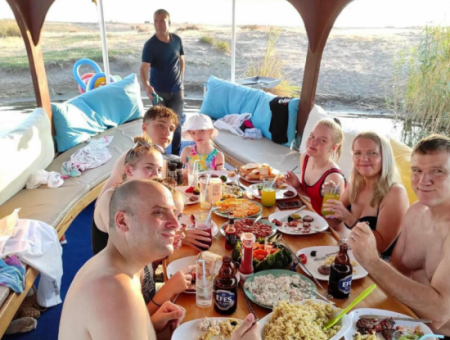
200 76 299 146
200 76 254 119
52 74 144 152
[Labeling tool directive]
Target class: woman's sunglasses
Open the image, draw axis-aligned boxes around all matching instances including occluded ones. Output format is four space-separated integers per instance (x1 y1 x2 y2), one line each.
124 140 165 164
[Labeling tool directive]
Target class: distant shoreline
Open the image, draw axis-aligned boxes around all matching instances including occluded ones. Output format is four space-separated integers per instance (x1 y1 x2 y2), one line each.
0 23 422 112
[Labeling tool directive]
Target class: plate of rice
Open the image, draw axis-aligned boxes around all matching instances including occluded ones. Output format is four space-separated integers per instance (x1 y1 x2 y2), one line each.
172 317 242 340
243 269 317 309
259 299 352 340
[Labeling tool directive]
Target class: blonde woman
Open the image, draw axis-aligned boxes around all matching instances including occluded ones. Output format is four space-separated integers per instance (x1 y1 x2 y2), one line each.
285 118 346 215
323 131 409 258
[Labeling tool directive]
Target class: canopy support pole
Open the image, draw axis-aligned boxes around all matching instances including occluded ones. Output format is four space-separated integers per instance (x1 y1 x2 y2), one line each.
230 0 237 83
96 0 111 84
288 0 354 136
6 0 56 132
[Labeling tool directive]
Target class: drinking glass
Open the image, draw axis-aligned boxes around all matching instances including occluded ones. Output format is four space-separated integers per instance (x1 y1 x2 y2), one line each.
261 178 276 207
195 259 215 308
194 211 212 249
321 185 340 216
199 177 212 210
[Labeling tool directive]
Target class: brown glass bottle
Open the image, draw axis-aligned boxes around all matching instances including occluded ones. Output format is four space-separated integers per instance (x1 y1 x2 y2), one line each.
213 255 238 314
328 240 353 299
225 213 236 250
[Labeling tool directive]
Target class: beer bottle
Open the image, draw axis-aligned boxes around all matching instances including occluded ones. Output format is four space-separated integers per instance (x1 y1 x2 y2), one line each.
213 255 238 314
225 213 236 250
328 240 353 299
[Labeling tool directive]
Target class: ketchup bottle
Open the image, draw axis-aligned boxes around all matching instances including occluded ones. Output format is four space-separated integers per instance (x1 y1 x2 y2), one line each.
239 232 256 277
225 213 236 250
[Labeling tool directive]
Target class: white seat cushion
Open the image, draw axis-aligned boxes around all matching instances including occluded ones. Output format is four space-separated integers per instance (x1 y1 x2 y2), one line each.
214 129 300 173
0 109 55 206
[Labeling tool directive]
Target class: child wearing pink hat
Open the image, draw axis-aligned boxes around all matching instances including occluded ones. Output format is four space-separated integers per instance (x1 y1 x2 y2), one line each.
180 114 225 171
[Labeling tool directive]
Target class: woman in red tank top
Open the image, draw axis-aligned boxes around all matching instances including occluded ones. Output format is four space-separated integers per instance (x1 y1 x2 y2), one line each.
285 118 346 216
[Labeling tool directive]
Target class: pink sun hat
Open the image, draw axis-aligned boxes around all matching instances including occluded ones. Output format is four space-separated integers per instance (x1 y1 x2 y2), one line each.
182 114 219 141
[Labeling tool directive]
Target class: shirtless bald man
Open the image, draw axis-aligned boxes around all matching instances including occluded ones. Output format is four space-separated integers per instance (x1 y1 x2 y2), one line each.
60 180 185 340
60 179 260 340
349 134 450 337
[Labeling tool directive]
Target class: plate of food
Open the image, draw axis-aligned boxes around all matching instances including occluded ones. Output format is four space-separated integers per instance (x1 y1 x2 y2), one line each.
269 210 328 235
166 252 227 294
222 182 245 199
296 246 368 281
214 199 262 218
259 299 352 340
243 269 317 309
250 184 298 200
178 214 219 237
172 317 242 340
219 218 276 239
198 170 234 184
176 186 201 205
239 163 282 184
345 308 435 340
231 239 293 272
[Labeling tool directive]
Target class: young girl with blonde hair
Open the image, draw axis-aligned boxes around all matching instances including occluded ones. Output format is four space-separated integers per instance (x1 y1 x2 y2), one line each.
285 118 346 215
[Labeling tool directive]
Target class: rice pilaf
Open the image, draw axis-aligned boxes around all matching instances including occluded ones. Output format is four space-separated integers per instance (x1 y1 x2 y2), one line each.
263 300 341 340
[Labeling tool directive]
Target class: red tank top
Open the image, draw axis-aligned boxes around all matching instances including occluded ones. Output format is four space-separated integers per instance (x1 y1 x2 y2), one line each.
301 155 345 216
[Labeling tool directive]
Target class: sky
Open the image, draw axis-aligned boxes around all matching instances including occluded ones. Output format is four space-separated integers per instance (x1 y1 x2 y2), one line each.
1 0 450 27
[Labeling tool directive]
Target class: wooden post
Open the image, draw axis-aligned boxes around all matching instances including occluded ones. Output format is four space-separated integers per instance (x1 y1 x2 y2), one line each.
288 0 354 136
6 0 56 133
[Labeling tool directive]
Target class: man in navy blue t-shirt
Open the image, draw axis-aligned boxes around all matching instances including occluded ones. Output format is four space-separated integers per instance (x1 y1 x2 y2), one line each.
140 9 185 156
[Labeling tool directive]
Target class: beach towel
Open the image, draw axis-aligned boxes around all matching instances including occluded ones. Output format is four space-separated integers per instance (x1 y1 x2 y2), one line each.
0 255 25 294
62 135 113 177
214 113 252 136
0 210 63 307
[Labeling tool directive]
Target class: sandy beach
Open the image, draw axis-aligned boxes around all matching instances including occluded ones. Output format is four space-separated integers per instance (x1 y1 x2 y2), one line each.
0 22 421 110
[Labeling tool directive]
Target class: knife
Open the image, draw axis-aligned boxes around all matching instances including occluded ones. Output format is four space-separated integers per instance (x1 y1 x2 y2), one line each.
358 315 432 323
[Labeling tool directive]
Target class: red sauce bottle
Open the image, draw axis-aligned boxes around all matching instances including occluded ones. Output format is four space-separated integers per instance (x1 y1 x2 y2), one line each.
225 213 236 250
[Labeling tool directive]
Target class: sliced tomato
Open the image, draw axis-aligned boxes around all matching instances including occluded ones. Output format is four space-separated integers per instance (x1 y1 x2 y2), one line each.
256 255 266 261
298 253 307 265
253 249 268 257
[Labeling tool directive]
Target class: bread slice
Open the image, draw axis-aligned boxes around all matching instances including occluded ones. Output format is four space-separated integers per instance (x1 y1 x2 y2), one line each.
242 163 260 171
258 166 269 176
247 172 260 180
197 251 222 263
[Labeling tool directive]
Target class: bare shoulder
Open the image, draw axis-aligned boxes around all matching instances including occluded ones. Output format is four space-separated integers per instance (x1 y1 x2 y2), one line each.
324 171 344 184
180 145 192 161
300 152 306 164
383 183 408 204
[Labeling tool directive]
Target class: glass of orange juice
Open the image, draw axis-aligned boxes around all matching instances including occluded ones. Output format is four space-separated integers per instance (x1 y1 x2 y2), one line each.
321 186 340 216
261 179 276 207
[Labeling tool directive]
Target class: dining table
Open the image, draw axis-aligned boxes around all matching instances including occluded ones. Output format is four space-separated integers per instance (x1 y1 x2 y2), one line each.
164 177 417 337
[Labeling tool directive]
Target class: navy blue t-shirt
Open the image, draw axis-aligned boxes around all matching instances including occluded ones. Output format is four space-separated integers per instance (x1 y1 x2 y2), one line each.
142 33 184 93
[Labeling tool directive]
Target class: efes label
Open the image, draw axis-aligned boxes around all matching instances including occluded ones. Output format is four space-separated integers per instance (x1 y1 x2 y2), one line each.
338 275 352 295
214 290 236 310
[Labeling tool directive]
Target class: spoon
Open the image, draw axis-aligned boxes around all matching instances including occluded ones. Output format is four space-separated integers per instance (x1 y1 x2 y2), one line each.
324 284 377 329
252 215 262 226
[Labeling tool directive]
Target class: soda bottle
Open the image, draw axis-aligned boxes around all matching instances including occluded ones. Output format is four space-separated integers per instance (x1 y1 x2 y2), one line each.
328 240 353 299
213 255 238 314
225 213 236 250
